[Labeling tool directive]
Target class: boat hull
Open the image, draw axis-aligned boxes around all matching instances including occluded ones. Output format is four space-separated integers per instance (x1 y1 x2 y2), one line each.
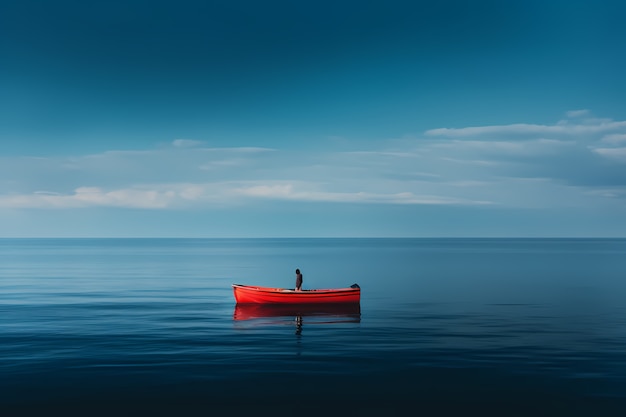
232 284 360 304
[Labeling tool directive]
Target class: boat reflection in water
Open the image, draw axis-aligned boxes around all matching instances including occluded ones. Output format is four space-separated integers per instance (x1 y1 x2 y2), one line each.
233 303 361 334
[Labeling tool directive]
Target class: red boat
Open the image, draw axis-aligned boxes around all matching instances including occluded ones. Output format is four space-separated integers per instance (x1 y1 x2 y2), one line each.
232 283 360 304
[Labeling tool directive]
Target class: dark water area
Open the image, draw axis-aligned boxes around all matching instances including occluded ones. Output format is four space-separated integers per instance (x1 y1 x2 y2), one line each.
2 238 626 416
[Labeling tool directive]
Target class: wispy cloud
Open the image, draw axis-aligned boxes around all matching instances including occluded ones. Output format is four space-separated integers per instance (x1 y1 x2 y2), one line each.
2 112 626 212
0 187 177 209
592 147 626 162
586 188 626 199
430 139 573 156
566 109 590 118
416 112 626 193
426 122 626 138
172 139 204 148
230 183 490 205
0 181 492 209
426 111 626 138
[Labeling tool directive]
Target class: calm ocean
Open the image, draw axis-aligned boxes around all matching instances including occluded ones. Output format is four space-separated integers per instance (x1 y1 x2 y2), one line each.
2 238 626 416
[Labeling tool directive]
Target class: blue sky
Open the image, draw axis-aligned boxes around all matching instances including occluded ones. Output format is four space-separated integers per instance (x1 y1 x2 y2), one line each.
1 0 625 237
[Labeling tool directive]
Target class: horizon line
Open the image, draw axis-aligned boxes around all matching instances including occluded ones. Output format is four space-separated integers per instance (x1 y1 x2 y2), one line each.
1 236 625 239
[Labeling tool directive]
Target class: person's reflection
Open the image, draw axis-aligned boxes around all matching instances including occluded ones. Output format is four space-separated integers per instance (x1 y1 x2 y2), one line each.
295 315 303 336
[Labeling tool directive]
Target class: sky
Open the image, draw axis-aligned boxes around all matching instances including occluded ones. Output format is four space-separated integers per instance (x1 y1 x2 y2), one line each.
1 0 625 237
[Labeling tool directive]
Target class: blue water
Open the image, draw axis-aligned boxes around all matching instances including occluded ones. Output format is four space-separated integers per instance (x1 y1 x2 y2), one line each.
2 238 626 416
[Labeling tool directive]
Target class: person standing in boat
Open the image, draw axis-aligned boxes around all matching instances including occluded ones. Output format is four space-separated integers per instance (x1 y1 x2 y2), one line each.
295 268 303 291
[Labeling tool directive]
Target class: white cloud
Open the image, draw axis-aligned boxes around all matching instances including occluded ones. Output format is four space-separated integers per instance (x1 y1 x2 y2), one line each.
439 157 501 166
586 188 626 198
415 112 626 195
232 184 295 198
592 147 626 162
230 183 490 205
566 109 590 118
431 139 572 156
172 139 204 148
176 185 205 200
0 187 177 209
426 120 626 138
3 111 626 214
0 178 495 209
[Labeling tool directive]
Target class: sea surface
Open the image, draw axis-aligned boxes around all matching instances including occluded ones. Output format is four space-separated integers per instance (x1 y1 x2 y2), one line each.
2 238 626 416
